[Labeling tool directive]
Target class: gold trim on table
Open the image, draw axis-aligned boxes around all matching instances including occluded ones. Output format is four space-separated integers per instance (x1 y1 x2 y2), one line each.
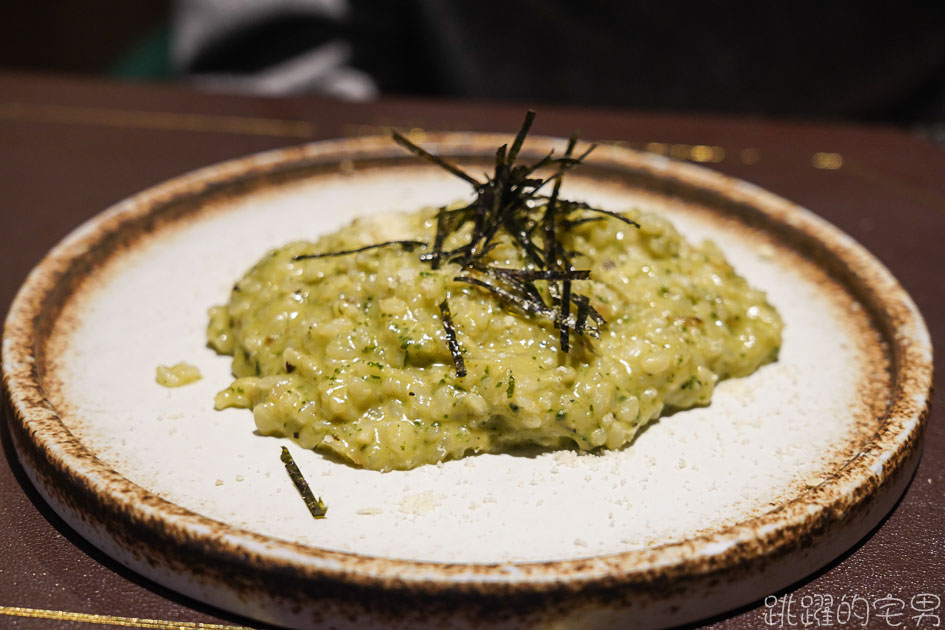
0 605 255 629
0 102 315 138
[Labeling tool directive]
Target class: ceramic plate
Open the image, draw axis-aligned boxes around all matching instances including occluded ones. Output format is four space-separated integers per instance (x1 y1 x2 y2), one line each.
2 133 932 629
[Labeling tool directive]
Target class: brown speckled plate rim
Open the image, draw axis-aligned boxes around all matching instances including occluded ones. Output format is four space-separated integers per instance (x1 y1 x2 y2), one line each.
1 133 933 596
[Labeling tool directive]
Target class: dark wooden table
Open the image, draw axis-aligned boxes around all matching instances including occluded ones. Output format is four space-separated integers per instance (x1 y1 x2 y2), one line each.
1 72 942 629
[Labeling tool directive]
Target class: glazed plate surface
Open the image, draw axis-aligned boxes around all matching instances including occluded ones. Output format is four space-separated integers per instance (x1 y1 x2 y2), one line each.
2 134 932 629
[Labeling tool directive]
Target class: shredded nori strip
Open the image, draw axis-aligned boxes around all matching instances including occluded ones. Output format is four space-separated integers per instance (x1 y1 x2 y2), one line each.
293 240 427 261
454 276 547 316
561 201 641 229
573 294 591 336
559 278 573 353
507 110 536 165
392 132 481 186
280 446 327 519
465 266 590 281
438 299 467 377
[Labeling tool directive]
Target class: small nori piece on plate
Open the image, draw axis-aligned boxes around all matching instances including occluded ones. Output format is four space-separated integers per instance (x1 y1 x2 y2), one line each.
280 446 327 519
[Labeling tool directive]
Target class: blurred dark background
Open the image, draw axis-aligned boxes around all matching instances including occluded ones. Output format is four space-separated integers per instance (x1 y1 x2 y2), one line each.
2 3 172 79
4 1 945 134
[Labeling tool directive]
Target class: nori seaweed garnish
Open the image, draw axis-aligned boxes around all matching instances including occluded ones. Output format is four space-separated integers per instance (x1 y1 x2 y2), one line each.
293 239 427 261
280 446 327 519
391 111 638 365
438 299 467 377
295 111 639 376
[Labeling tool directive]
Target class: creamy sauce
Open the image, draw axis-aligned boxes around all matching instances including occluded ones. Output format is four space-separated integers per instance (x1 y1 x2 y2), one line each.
208 207 782 471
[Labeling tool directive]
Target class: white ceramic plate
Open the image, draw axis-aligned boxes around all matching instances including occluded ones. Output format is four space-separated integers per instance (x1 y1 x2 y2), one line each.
3 133 932 629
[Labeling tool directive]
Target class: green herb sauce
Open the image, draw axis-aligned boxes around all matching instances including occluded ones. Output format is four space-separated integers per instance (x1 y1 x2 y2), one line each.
208 206 781 471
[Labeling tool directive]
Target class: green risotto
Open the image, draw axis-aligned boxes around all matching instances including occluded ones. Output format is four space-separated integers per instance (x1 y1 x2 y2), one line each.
208 206 782 471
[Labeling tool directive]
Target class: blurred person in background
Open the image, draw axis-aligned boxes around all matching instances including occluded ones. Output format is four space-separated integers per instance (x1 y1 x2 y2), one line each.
4 1 945 130
168 0 945 128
